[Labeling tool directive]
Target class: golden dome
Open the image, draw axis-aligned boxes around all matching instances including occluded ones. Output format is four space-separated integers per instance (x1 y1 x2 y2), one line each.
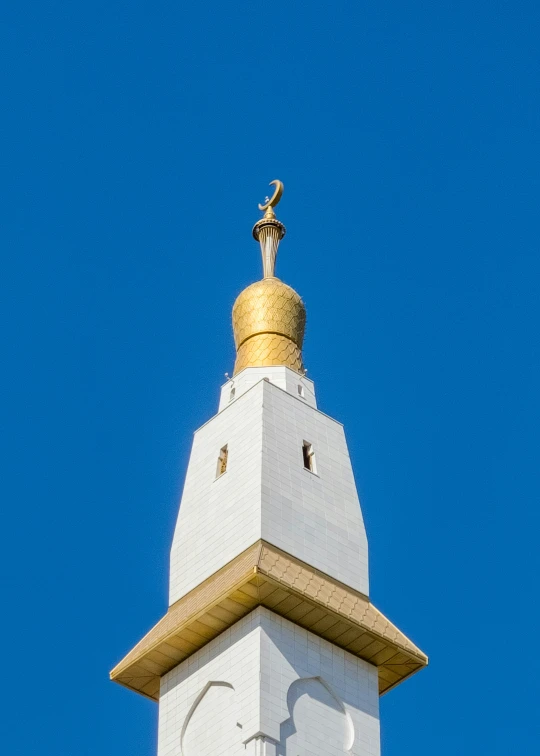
231 180 306 376
232 277 306 375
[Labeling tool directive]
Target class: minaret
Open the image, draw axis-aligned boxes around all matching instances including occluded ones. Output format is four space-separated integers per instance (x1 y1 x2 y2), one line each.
111 182 427 756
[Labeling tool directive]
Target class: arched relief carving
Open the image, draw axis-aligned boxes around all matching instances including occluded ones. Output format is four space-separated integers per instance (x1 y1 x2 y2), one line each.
181 681 242 756
278 677 354 755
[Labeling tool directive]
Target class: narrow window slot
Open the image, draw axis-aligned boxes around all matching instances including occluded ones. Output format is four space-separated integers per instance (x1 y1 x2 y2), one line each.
302 441 317 474
216 445 228 477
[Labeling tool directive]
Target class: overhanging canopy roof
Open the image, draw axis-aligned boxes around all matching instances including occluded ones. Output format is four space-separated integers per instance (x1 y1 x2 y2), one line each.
110 540 427 700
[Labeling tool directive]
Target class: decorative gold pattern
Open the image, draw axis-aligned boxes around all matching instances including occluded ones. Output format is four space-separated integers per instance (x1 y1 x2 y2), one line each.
235 334 304 374
110 541 427 701
233 279 305 348
232 278 306 375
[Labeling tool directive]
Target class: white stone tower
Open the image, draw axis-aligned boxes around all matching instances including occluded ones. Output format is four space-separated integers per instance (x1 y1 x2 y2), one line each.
111 181 427 756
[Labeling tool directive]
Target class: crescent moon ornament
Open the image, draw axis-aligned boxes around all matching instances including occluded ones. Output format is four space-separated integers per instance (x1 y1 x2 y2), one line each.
258 179 284 211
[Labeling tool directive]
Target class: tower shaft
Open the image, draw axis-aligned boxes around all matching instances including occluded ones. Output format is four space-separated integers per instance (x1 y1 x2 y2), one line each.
110 183 427 756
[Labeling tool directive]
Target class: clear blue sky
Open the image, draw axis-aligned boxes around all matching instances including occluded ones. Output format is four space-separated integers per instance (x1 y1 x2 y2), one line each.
2 2 539 754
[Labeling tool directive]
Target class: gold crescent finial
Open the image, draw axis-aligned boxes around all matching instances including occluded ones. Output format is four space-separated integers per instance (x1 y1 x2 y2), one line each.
253 179 286 278
258 179 284 211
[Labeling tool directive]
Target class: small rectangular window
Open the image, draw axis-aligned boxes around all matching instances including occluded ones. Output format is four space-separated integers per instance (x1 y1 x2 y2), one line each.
302 441 317 474
216 445 228 477
229 387 236 402
298 384 305 398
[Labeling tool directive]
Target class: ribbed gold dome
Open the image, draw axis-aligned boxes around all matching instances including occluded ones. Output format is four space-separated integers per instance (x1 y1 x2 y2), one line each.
232 277 306 375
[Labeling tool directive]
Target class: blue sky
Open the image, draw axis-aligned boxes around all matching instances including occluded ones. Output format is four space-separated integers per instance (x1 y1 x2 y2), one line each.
1 1 539 754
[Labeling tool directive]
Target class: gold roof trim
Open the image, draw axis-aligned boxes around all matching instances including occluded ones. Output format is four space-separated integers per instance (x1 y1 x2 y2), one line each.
110 541 427 701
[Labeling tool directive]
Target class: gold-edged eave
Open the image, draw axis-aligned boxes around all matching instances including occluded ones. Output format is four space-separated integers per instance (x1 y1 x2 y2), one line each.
110 541 427 701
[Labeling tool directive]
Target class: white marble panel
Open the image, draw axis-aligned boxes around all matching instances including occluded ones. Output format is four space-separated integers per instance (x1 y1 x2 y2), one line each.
158 608 380 756
218 367 316 412
170 376 368 605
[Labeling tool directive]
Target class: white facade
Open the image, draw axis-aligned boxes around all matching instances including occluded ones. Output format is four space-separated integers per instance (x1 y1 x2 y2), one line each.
218 366 317 411
169 369 369 605
158 607 380 756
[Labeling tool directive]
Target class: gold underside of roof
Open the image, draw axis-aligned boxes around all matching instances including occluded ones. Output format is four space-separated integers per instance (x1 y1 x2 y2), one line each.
110 541 427 701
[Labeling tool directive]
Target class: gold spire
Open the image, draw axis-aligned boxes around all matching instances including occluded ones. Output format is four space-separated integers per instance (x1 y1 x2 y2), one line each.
252 180 286 278
232 181 306 376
